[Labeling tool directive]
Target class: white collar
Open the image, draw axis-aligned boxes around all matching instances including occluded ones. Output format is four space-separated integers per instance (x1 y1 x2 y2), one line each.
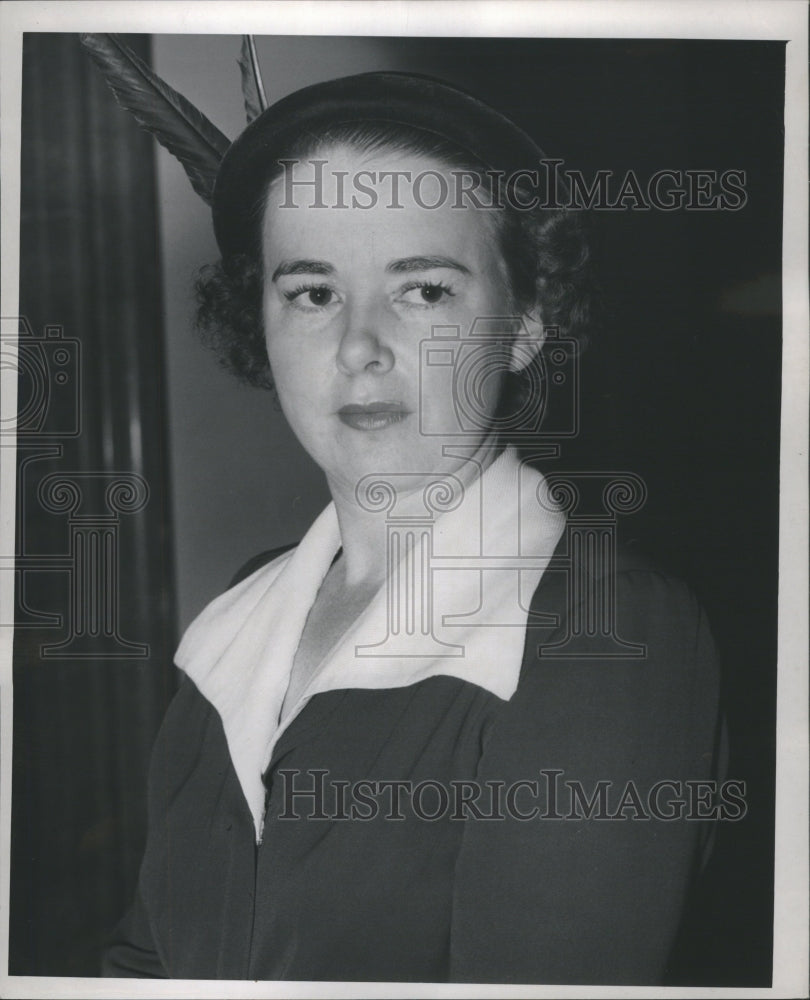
175 448 565 840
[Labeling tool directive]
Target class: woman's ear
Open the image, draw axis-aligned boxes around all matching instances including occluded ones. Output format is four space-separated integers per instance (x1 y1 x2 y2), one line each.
508 306 546 373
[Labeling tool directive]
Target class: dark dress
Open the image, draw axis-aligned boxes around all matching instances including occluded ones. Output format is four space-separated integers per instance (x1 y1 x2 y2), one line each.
103 542 724 984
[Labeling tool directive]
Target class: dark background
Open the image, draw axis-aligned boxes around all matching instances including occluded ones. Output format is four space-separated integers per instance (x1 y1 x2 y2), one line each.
10 34 783 983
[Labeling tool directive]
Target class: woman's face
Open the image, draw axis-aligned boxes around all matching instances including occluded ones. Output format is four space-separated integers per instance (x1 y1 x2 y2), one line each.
261 144 540 497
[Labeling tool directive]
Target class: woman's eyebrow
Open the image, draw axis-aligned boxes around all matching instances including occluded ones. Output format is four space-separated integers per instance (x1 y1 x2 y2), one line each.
271 259 335 281
386 255 471 275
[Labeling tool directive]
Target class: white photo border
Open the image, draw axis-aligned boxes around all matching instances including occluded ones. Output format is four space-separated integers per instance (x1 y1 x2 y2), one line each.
1 2 807 998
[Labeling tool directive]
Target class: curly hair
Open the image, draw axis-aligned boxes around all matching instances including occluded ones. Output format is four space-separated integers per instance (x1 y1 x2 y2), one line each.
196 254 268 387
195 121 596 408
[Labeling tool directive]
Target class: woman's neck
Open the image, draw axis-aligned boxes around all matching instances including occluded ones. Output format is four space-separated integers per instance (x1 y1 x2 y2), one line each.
325 434 504 588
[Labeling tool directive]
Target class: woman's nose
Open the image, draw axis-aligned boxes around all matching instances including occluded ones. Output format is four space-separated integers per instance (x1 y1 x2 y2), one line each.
335 302 395 376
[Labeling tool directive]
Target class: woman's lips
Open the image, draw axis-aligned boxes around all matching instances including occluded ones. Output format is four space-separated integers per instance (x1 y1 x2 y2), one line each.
337 402 411 431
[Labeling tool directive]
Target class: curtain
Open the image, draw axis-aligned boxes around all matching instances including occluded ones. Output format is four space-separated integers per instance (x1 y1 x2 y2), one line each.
9 33 176 976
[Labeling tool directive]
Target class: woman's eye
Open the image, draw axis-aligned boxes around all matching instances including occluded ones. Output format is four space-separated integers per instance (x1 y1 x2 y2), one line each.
284 284 338 309
399 281 455 307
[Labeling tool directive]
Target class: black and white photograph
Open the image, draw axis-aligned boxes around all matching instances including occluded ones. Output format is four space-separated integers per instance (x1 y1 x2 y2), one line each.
0 2 807 997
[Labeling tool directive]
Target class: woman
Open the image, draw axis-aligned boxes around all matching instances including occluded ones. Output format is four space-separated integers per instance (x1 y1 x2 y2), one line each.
93 63 724 984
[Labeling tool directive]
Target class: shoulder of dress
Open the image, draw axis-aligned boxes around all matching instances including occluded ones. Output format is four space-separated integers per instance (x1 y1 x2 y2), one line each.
517 540 716 693
485 544 722 775
529 539 702 622
158 673 217 739
146 674 230 797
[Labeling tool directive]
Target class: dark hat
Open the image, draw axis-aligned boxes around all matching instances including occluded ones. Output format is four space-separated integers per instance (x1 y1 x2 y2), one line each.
212 71 550 260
